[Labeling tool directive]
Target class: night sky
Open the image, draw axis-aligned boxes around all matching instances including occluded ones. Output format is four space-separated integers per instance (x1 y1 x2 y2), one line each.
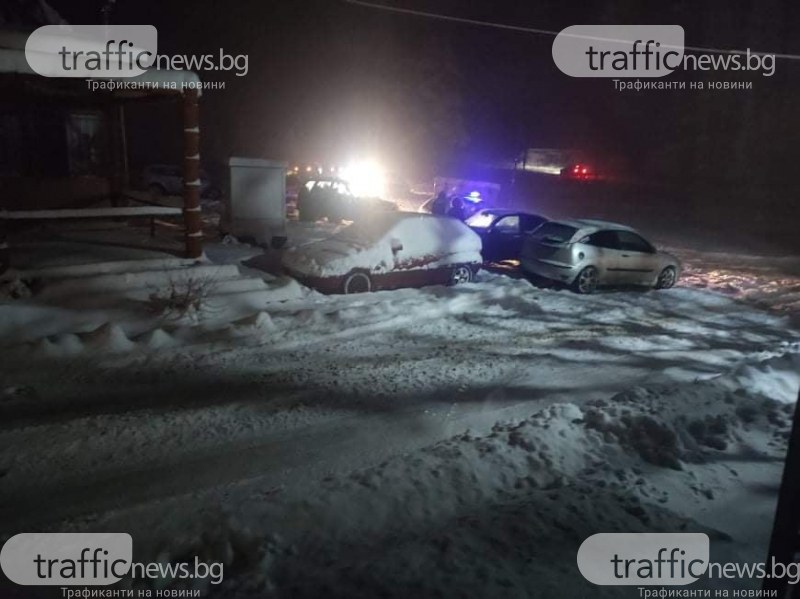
45 0 800 191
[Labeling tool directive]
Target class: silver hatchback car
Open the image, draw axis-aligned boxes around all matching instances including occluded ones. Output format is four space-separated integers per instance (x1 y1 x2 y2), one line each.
520 219 680 294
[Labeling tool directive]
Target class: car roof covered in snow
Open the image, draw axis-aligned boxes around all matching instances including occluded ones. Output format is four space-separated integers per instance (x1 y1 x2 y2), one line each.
334 211 464 244
555 218 638 234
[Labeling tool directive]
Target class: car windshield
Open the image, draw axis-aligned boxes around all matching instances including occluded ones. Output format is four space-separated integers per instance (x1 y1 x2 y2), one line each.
531 222 578 244
465 211 498 229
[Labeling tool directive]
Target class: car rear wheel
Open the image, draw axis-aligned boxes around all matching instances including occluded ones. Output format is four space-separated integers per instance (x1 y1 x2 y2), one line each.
655 266 677 290
450 265 473 286
343 272 372 294
573 266 598 294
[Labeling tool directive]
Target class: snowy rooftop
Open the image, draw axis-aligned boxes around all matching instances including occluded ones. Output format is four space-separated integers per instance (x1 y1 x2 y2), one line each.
0 29 200 94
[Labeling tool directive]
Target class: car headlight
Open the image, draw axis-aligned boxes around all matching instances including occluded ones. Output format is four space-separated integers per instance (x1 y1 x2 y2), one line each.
340 160 386 198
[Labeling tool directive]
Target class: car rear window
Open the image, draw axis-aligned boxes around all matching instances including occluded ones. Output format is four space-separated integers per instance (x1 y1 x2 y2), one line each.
531 222 577 244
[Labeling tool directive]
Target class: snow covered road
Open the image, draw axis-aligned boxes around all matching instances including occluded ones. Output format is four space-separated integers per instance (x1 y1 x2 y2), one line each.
1 256 798 596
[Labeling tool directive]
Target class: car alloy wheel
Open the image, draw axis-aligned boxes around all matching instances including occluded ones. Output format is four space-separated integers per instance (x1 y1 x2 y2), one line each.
450 265 473 286
656 266 677 289
575 266 598 294
343 272 372 294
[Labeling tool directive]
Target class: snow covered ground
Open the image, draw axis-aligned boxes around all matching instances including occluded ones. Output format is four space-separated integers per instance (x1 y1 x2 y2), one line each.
0 234 798 597
675 247 800 316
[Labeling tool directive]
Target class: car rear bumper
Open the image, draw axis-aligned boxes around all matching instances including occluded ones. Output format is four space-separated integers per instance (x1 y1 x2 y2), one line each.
520 257 577 283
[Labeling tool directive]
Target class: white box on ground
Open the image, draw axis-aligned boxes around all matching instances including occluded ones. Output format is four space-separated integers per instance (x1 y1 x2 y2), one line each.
228 157 287 247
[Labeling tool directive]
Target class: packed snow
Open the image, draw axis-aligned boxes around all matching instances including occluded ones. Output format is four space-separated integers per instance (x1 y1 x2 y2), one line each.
0 233 798 597
676 247 800 316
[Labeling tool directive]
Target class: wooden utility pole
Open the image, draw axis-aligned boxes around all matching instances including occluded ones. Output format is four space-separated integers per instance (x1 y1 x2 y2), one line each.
182 87 203 258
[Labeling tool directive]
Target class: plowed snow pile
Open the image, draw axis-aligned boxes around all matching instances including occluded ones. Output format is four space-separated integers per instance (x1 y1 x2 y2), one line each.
87 351 797 598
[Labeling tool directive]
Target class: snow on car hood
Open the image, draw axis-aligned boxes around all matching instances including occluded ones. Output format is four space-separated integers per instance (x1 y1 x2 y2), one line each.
282 213 483 278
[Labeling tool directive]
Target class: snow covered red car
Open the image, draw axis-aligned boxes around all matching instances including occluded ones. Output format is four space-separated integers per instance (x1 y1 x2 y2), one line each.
282 212 483 294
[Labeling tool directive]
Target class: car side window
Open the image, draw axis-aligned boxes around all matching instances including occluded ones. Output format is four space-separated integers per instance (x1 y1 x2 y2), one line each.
493 215 520 234
585 230 620 249
521 215 546 233
616 231 655 253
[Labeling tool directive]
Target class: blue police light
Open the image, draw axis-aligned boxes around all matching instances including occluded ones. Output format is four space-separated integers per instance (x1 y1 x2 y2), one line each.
464 190 483 205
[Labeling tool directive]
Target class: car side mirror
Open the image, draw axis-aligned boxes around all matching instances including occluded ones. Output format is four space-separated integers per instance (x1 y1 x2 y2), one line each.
391 239 404 253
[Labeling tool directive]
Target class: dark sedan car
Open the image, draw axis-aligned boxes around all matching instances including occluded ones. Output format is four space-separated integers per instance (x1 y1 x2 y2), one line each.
466 210 548 262
297 177 396 222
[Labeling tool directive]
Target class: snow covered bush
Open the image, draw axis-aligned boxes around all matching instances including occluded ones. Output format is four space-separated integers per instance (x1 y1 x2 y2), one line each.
148 276 218 320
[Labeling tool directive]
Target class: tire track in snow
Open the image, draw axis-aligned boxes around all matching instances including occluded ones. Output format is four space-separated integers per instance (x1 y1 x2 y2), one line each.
0 397 540 532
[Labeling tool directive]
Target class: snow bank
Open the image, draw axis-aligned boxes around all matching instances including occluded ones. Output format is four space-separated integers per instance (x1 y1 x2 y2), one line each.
173 364 796 597
720 348 800 404
282 212 482 277
0 260 305 354
0 257 197 281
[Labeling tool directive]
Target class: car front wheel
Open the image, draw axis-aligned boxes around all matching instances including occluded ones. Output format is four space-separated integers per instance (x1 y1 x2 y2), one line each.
655 266 677 290
573 266 599 294
450 265 473 286
343 271 372 294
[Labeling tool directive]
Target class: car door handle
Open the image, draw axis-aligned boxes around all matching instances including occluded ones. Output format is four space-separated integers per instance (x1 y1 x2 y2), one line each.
621 254 630 257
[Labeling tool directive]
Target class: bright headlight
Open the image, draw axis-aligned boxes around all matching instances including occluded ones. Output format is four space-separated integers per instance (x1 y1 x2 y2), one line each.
340 160 386 198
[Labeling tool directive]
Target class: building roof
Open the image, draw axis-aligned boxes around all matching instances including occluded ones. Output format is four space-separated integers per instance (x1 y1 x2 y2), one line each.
0 28 201 96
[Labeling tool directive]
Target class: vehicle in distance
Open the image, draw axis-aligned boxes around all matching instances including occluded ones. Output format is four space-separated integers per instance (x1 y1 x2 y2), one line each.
560 163 600 181
282 212 483 294
419 191 485 220
297 176 396 222
466 209 548 262
520 219 680 294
